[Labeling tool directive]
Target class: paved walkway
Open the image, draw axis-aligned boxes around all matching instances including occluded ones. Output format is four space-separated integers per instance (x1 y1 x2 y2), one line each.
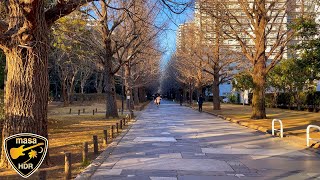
90 100 320 180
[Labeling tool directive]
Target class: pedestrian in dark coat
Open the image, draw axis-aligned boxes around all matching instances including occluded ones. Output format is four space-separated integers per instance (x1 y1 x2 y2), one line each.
198 94 204 112
179 94 183 106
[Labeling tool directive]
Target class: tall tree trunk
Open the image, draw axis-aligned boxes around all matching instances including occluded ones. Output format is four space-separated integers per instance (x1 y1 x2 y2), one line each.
134 87 139 106
251 58 267 119
0 1 49 167
62 78 69 106
96 73 103 93
242 91 245 106
212 12 221 110
68 74 76 104
251 13 267 119
103 33 118 118
138 87 144 102
183 86 187 102
212 77 220 110
273 92 278 108
80 76 85 94
81 84 84 94
104 71 118 118
189 82 193 105
296 92 301 111
125 63 133 116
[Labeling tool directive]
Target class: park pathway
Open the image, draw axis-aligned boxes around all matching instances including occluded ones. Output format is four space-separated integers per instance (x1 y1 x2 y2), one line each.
90 100 320 180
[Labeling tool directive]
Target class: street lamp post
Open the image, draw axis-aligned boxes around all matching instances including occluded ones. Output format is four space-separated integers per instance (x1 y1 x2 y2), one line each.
121 66 124 115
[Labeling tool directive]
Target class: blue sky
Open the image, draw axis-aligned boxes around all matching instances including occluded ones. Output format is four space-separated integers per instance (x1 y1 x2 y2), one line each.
154 3 194 69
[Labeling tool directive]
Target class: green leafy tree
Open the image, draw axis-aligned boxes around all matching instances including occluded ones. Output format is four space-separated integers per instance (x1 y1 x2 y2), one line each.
232 71 253 106
268 58 310 110
293 16 320 80
292 16 320 110
267 15 320 110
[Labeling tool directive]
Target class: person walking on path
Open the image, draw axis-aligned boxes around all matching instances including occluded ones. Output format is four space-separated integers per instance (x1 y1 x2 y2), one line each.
155 94 162 107
179 94 183 106
198 94 204 112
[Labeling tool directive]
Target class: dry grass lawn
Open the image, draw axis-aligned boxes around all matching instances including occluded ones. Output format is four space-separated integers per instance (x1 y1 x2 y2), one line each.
0 101 149 179
197 103 320 147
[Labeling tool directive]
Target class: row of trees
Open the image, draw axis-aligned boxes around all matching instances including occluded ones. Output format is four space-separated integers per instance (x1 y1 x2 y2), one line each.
49 1 162 118
0 0 187 168
163 0 320 119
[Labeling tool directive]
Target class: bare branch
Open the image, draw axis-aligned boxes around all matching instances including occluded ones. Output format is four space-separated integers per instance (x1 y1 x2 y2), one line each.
160 0 191 14
0 33 10 48
0 20 8 33
45 0 98 26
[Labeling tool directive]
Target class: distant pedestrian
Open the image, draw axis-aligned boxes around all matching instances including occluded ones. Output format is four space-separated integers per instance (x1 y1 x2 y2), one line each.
198 94 204 112
179 94 183 106
155 95 162 107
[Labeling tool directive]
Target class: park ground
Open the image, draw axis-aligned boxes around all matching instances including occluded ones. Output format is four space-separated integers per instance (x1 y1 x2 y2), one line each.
0 100 148 179
0 100 319 179
194 102 320 148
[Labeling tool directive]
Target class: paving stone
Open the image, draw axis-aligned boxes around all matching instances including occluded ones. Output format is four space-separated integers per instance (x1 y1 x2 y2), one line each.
243 145 262 148
134 137 177 142
180 152 208 159
152 143 171 147
226 161 244 166
195 153 205 156
161 132 171 135
98 158 121 169
91 169 122 176
150 177 177 180
177 170 226 176
202 148 310 157
113 158 234 172
159 153 182 159
251 155 297 161
135 152 146 155
84 100 320 180
242 172 262 177
178 175 239 180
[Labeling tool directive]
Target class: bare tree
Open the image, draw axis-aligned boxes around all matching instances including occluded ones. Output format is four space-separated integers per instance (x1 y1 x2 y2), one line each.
0 0 99 168
80 0 163 117
51 12 93 105
56 53 80 105
205 0 299 119
130 45 162 105
194 1 240 110
81 0 130 118
79 64 93 94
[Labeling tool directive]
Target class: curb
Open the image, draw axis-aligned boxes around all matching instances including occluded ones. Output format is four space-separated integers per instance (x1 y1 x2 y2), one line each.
186 105 320 153
75 105 147 179
75 123 133 180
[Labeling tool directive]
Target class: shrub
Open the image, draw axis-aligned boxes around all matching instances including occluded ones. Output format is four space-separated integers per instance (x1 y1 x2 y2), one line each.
228 94 238 104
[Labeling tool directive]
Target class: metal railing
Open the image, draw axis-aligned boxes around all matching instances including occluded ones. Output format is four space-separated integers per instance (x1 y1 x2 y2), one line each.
306 125 320 147
272 119 283 138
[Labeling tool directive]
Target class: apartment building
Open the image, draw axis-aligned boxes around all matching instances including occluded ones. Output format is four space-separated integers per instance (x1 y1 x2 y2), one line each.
176 22 200 53
176 0 320 101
